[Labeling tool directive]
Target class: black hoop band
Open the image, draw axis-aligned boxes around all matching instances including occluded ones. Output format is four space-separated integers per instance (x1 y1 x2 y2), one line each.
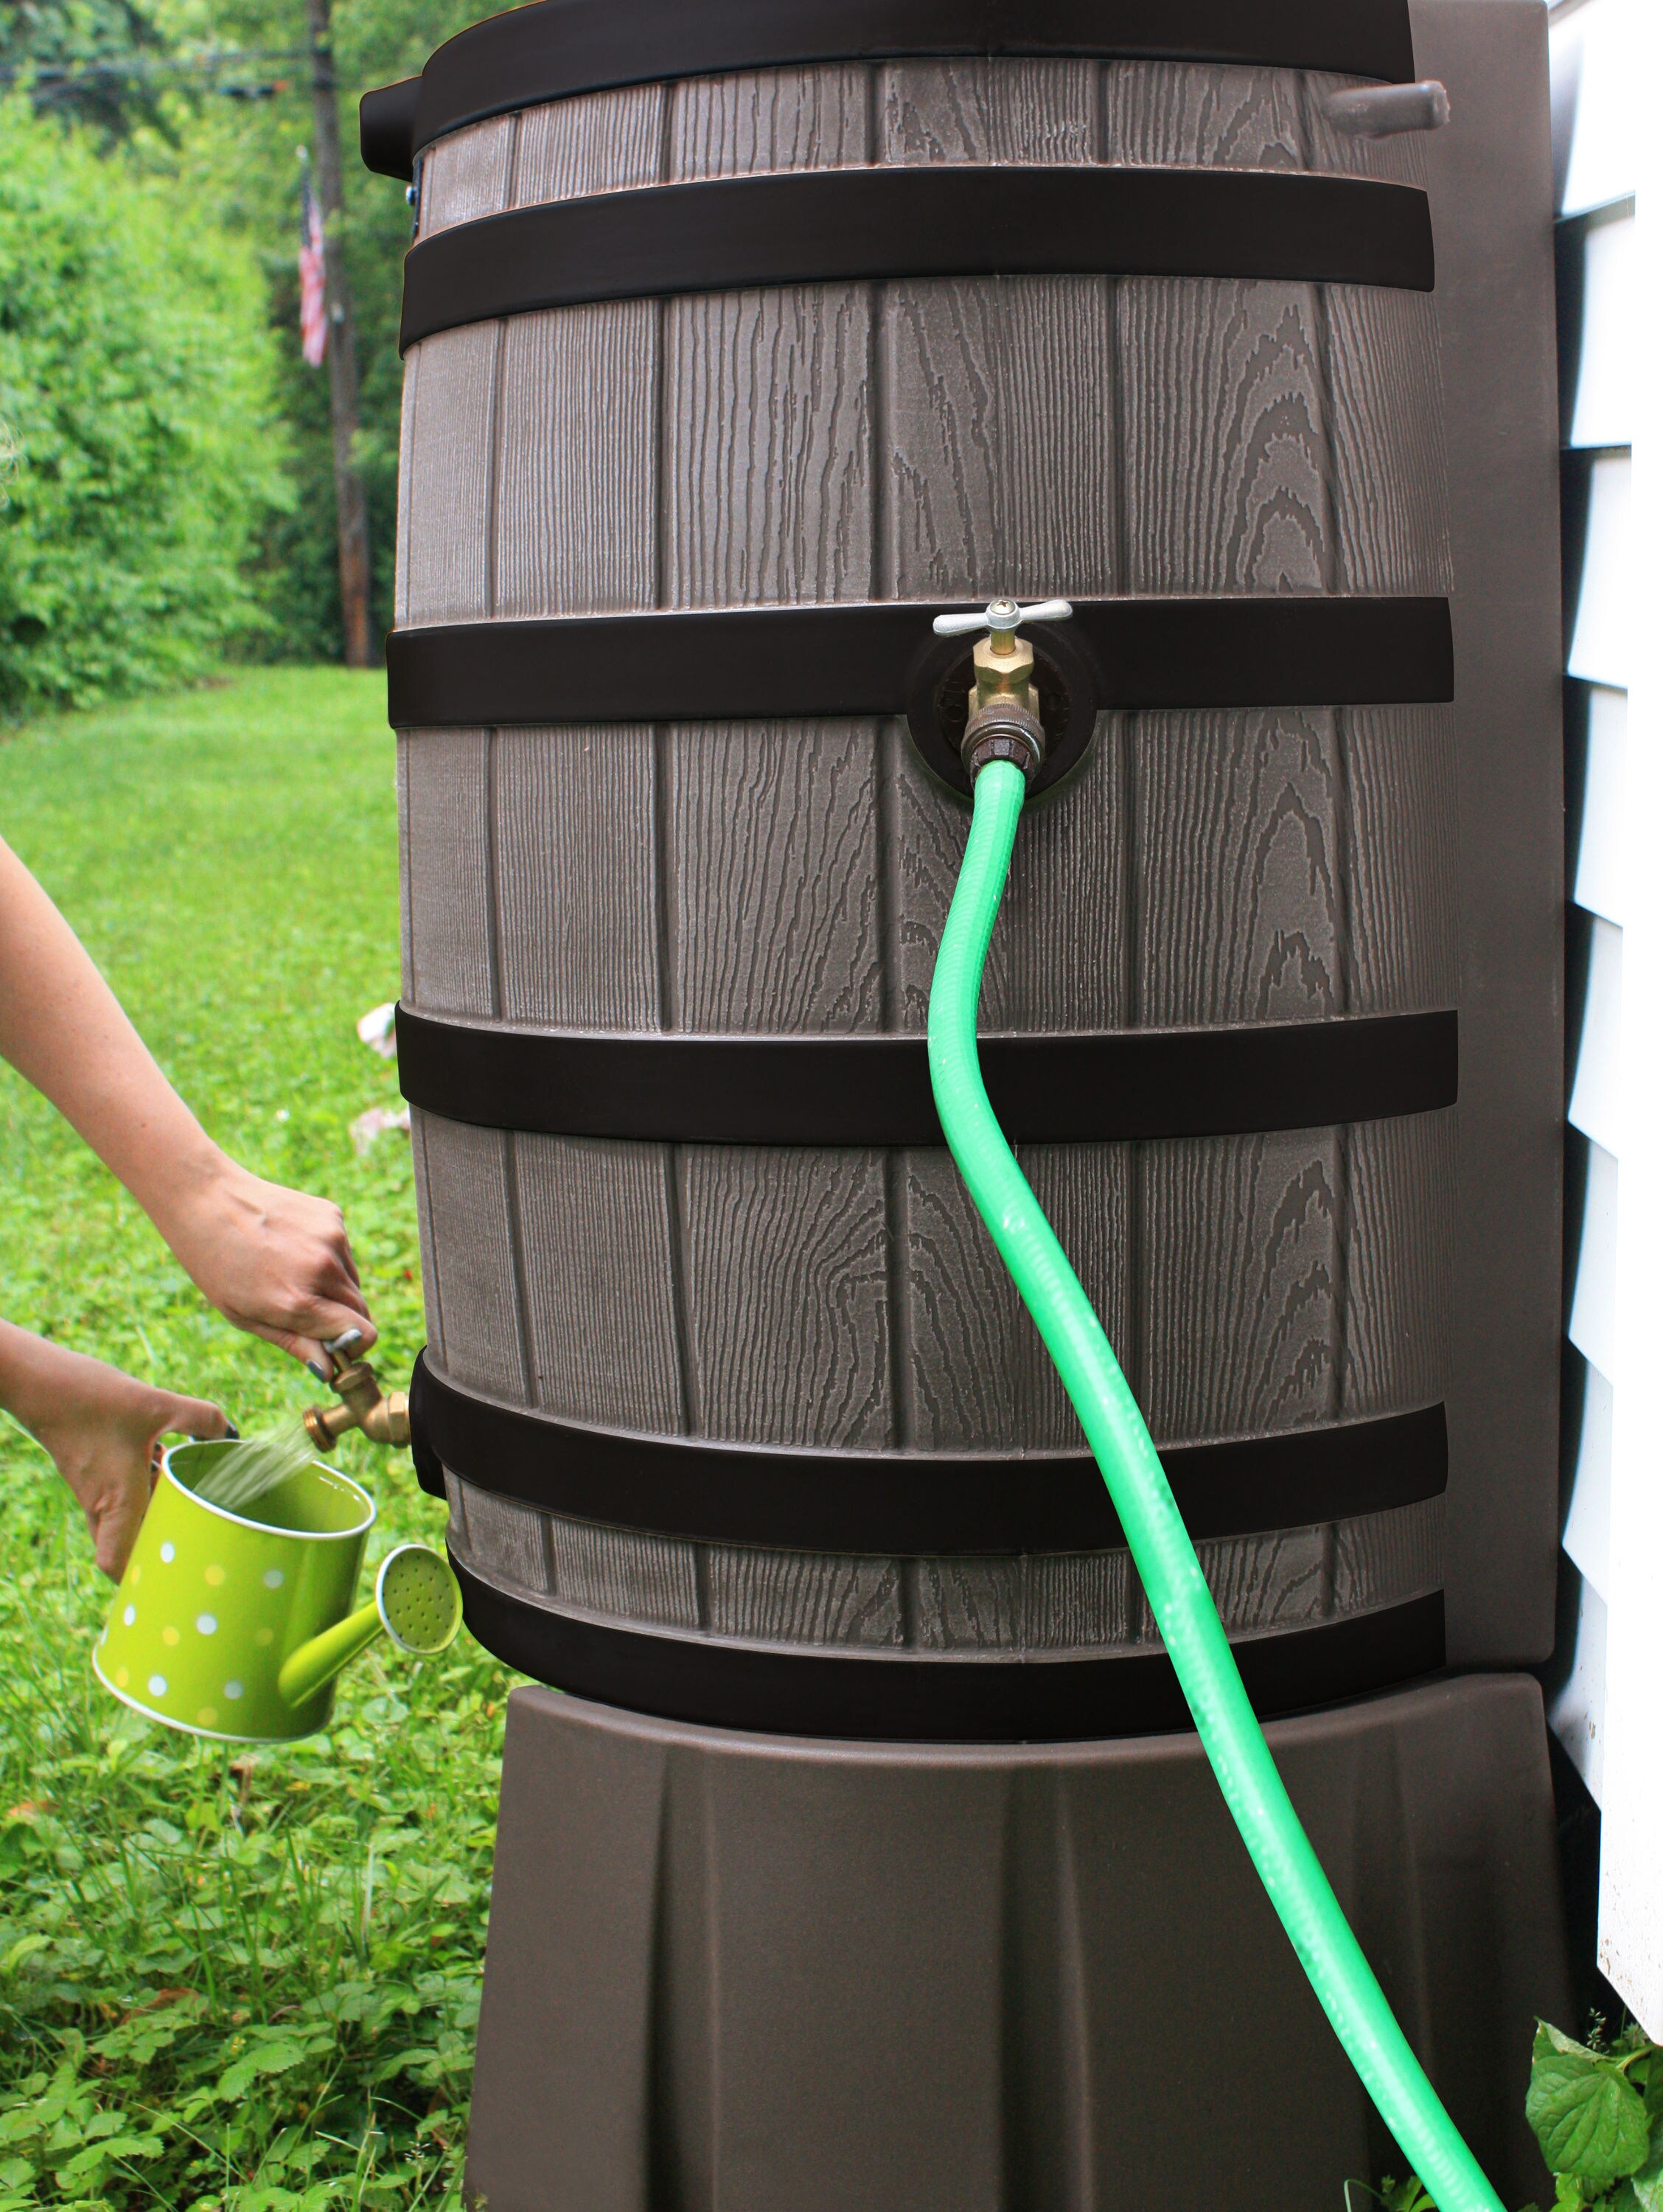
388 597 1454 731
397 1006 1457 1148
451 1558 1446 1742
361 0 1416 181
414 1353 1446 1554
400 166 1432 350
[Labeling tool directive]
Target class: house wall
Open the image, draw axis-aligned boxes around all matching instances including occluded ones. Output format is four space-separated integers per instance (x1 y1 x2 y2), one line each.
1547 0 1663 2034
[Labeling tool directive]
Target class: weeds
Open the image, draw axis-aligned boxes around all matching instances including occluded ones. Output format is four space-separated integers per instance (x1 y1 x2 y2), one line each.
0 671 513 2205
0 1507 507 2208
1349 2018 1663 2211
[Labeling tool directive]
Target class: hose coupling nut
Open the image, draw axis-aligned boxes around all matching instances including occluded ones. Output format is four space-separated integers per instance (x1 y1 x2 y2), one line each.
961 695 1047 785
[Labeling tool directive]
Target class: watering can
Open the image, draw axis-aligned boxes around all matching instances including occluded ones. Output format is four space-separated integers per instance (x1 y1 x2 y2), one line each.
92 1439 461 1743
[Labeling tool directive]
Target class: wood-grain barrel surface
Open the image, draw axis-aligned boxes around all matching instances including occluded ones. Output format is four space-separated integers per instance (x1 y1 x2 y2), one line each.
391 41 1457 1739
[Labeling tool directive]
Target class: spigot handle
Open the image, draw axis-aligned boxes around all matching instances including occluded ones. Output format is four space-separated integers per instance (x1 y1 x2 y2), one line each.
323 1326 364 1380
932 597 1074 639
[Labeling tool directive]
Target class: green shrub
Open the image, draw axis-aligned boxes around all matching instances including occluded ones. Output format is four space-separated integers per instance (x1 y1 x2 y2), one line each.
1521 2020 1663 2211
181 0 481 664
0 94 287 712
1349 2018 1663 2211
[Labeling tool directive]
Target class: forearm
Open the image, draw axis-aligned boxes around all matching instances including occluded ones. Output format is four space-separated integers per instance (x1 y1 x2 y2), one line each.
0 1317 202 1447
0 837 374 1366
0 1317 84 1437
0 835 229 1228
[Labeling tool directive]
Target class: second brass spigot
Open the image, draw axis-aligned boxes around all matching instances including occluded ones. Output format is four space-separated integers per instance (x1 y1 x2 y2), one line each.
304 1330 411 1453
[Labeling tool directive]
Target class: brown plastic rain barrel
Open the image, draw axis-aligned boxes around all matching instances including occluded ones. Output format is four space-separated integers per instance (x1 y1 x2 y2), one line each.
363 4 1571 2205
384 11 1468 1740
387 21 1468 1743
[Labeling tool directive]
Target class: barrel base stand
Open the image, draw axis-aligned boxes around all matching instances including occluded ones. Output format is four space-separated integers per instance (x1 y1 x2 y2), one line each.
464 1674 1568 2212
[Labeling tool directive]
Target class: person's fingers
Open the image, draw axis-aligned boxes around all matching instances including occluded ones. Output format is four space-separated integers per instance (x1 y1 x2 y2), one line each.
330 1263 371 1310
215 1273 375 1351
91 1486 150 1582
318 1296 376 1349
330 1225 363 1290
246 1310 379 1368
294 1197 363 1292
265 1328 330 1371
153 1394 231 1444
291 1270 373 1332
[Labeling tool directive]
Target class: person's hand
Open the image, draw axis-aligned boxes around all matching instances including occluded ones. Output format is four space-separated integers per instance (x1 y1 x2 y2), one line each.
162 1162 377 1372
0 839 378 1373
0 1326 229 1579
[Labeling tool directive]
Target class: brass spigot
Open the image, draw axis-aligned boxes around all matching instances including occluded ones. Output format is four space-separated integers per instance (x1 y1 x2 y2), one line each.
973 618 1039 717
932 597 1073 782
304 1330 411 1453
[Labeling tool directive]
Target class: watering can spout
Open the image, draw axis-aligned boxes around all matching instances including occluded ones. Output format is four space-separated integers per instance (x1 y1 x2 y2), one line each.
277 1544 462 1708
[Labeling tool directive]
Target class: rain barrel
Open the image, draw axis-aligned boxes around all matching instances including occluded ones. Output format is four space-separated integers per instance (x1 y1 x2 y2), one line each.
379 1 1465 1742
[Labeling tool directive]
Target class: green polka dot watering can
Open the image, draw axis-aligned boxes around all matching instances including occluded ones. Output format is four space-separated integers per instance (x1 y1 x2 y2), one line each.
93 1439 461 1743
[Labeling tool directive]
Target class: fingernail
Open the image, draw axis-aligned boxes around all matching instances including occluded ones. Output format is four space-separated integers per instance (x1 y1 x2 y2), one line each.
306 1360 329 1383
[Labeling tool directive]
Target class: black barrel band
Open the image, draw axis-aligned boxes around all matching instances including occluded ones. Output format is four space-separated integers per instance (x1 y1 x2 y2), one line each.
400 167 1432 349
369 1 1415 181
414 1354 1447 1554
451 1559 1446 1742
397 1006 1458 1147
387 597 1454 729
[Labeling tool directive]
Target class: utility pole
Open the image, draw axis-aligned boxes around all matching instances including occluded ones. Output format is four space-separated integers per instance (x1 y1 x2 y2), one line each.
305 0 374 667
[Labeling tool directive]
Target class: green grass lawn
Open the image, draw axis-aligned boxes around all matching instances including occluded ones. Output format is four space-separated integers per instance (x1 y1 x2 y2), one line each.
0 669 512 2211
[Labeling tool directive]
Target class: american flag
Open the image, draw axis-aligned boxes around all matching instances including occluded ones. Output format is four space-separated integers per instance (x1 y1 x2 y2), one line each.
299 163 327 368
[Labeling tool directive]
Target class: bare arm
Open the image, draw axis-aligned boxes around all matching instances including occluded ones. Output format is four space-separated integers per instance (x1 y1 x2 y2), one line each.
0 834 374 1367
0 1321 228 1578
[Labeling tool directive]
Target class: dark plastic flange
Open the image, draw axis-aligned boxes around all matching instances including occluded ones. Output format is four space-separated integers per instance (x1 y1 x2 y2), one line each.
905 620 1101 799
360 78 421 183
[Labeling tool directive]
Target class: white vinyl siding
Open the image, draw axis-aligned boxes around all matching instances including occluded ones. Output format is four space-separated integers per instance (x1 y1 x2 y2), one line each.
1553 0 1630 1805
1549 0 1663 2036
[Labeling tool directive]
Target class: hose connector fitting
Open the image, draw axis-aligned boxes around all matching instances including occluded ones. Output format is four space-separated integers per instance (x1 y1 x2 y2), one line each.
932 596 1072 784
304 1330 411 1453
962 696 1047 784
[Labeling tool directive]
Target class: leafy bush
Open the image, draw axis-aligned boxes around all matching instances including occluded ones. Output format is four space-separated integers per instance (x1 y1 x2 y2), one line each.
181 0 480 663
0 94 286 712
1521 2021 1663 2210
1348 2019 1663 2212
0 0 174 139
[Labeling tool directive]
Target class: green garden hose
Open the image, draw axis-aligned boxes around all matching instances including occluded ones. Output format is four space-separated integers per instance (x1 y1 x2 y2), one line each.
927 757 1505 2212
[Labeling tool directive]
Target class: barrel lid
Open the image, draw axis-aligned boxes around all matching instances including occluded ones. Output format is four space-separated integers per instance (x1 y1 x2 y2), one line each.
361 0 1416 181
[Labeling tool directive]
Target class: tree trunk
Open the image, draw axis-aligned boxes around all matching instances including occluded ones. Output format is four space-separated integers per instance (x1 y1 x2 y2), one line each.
307 0 374 668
